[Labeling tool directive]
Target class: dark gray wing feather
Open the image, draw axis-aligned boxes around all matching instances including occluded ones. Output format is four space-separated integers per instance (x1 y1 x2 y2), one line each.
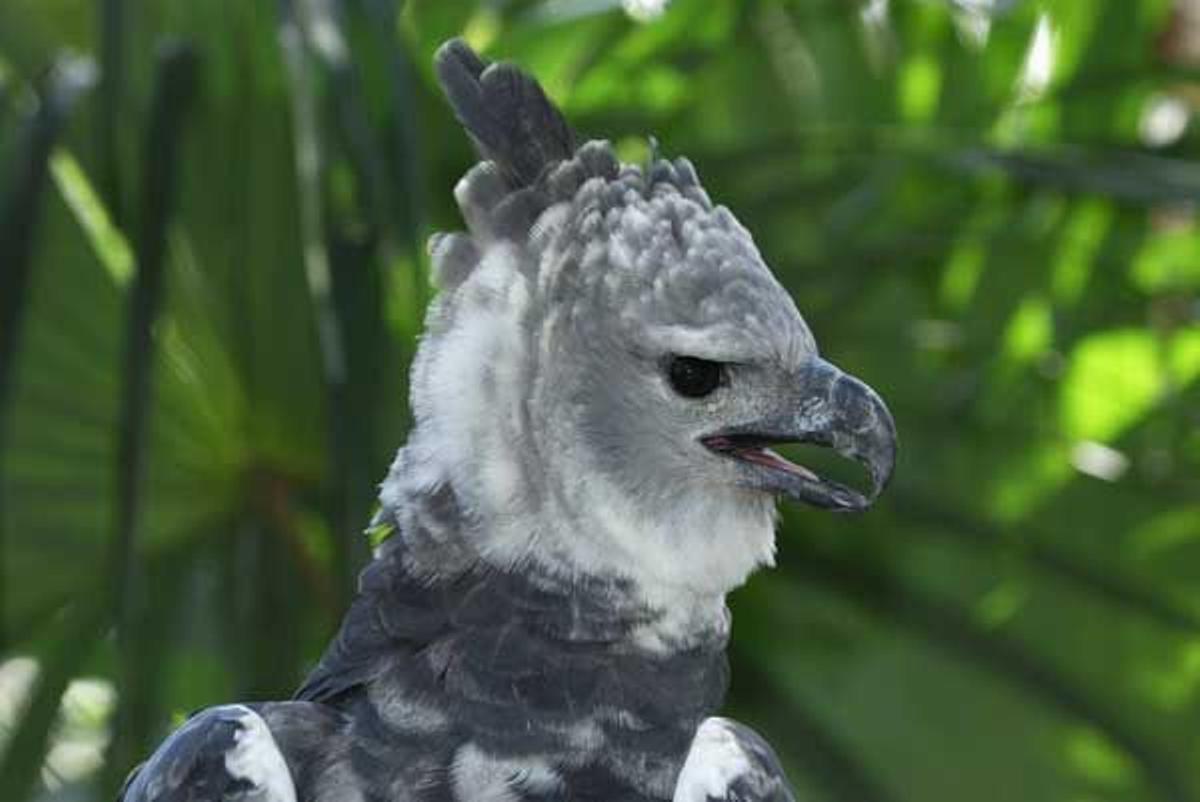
435 38 576 188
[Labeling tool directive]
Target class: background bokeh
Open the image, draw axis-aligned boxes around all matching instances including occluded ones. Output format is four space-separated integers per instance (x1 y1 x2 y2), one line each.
2 1 1200 800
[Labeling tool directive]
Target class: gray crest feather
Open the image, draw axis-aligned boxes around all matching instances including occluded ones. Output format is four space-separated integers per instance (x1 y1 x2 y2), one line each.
427 232 480 291
454 161 510 233
433 43 714 295
435 39 577 189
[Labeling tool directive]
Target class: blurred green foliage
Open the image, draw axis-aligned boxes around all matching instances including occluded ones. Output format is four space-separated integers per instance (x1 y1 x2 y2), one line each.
1 1 1199 800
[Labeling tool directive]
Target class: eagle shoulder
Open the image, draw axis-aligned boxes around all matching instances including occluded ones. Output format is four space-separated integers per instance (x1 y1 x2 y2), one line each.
119 705 296 802
673 717 795 802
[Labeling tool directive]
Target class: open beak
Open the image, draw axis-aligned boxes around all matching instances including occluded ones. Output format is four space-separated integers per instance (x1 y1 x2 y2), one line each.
701 358 897 512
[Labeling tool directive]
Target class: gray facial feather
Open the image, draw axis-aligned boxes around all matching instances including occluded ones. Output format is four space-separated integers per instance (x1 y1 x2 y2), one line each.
414 122 814 600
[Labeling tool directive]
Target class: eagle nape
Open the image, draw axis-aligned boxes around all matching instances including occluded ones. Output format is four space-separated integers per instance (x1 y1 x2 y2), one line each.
701 357 897 512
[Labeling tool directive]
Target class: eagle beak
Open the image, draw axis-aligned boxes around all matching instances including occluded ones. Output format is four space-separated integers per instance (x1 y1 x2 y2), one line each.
702 358 897 512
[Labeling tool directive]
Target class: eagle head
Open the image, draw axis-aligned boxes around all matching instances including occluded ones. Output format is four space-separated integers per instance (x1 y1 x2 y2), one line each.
401 40 896 608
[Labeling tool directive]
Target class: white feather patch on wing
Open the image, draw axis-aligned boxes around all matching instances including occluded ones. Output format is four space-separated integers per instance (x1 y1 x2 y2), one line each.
223 706 297 802
673 718 752 802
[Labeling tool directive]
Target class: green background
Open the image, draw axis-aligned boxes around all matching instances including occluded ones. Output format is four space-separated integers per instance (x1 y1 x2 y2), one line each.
2 1 1200 800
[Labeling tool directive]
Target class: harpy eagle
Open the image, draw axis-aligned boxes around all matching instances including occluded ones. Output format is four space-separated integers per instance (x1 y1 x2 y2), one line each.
119 39 897 802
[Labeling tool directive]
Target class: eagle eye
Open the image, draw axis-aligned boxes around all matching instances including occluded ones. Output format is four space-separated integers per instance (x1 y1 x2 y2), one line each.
666 356 724 399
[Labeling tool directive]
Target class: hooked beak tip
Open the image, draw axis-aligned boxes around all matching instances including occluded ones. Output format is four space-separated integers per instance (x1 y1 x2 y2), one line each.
830 370 897 509
702 359 897 513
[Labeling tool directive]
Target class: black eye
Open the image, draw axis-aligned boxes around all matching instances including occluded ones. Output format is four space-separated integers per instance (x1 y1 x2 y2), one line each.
667 356 724 398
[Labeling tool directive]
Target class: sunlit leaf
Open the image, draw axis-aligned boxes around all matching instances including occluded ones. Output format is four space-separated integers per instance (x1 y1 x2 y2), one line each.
48 150 133 287
1062 330 1163 442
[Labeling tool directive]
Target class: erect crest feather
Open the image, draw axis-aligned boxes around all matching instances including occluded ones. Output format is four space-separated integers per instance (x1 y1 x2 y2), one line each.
430 40 715 293
435 39 577 189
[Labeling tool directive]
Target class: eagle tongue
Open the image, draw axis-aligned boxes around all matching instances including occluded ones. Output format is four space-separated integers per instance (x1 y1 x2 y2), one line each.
736 446 820 482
